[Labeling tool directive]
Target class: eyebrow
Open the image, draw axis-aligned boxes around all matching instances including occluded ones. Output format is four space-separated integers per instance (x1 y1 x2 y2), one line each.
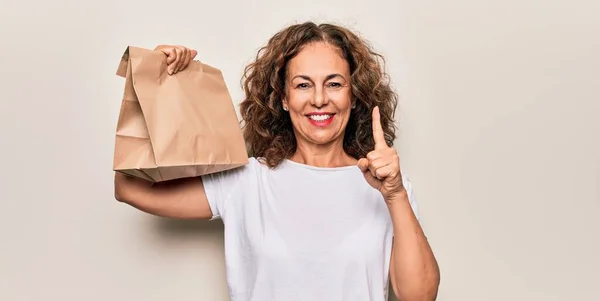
292 74 347 82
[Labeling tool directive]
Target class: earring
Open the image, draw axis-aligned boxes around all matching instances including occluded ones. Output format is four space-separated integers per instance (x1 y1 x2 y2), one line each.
351 103 356 109
283 106 288 111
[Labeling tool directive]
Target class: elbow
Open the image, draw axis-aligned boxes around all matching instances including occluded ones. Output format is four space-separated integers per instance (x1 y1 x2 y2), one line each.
113 172 130 203
114 187 125 203
114 185 126 203
421 267 441 301
394 274 440 301
423 280 440 301
396 289 439 301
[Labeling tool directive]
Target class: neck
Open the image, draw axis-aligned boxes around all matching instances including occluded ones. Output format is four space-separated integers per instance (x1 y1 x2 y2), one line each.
290 138 356 168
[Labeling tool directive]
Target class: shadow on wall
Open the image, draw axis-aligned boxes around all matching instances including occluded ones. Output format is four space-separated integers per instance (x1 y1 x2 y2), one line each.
139 215 228 263
151 217 224 237
146 217 227 254
136 216 230 299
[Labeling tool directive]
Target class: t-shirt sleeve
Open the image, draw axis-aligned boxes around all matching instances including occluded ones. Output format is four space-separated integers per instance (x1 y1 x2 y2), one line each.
201 159 255 221
402 175 421 223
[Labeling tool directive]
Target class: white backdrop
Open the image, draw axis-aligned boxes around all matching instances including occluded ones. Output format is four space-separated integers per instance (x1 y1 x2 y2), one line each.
1 1 598 300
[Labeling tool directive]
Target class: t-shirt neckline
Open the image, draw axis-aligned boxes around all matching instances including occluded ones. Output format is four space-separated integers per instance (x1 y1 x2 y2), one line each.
283 159 358 172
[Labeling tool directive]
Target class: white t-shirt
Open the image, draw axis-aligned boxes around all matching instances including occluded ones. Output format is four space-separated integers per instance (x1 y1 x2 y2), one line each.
201 157 419 301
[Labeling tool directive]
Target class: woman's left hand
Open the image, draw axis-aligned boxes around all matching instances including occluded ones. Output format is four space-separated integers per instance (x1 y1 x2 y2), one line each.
357 106 406 202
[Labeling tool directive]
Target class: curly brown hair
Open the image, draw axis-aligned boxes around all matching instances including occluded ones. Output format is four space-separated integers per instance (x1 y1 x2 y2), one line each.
239 21 398 168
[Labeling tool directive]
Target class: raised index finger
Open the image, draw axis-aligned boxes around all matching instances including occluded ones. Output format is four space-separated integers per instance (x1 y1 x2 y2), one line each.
372 106 387 149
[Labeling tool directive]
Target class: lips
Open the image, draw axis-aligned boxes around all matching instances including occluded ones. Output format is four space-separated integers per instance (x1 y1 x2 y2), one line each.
306 112 335 127
308 114 334 121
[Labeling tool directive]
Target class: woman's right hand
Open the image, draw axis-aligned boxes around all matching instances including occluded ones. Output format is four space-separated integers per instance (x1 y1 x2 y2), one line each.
154 45 198 75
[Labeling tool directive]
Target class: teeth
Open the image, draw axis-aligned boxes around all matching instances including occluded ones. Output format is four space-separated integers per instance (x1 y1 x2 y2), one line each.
308 114 333 121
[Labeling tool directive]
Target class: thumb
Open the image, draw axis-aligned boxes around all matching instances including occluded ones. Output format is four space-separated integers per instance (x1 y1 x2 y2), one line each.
358 159 381 190
357 158 369 173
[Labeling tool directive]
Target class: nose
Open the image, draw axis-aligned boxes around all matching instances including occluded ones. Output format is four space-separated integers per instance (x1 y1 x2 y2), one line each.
312 85 329 108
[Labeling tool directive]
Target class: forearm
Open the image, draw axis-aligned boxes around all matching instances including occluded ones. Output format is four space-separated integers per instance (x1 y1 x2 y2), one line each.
388 190 440 301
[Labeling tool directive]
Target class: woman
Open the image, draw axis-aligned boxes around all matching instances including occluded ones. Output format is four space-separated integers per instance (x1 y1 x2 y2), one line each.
115 21 440 301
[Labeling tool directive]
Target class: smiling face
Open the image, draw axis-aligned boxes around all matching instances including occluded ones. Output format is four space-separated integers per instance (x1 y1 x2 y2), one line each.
283 42 353 150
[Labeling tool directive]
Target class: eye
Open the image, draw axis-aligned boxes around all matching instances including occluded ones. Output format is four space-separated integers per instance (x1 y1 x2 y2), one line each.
326 82 343 89
296 83 311 89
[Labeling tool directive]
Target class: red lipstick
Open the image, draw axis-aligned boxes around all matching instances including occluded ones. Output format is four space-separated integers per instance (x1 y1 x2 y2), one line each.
305 112 335 127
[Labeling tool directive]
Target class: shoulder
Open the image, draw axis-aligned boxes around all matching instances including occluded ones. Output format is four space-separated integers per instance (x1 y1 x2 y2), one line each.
200 157 265 220
214 157 265 174
201 157 269 187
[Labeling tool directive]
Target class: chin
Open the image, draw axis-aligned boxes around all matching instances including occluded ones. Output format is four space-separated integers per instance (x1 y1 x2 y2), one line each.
294 117 347 145
304 130 342 145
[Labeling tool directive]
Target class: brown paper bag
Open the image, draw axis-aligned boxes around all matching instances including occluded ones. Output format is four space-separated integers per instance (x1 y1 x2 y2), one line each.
113 46 248 182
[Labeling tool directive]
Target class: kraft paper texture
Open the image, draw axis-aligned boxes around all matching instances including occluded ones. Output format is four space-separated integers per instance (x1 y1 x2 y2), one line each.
113 46 248 182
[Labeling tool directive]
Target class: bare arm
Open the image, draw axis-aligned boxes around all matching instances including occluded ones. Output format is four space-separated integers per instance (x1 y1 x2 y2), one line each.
388 190 440 301
114 172 213 220
113 44 213 219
